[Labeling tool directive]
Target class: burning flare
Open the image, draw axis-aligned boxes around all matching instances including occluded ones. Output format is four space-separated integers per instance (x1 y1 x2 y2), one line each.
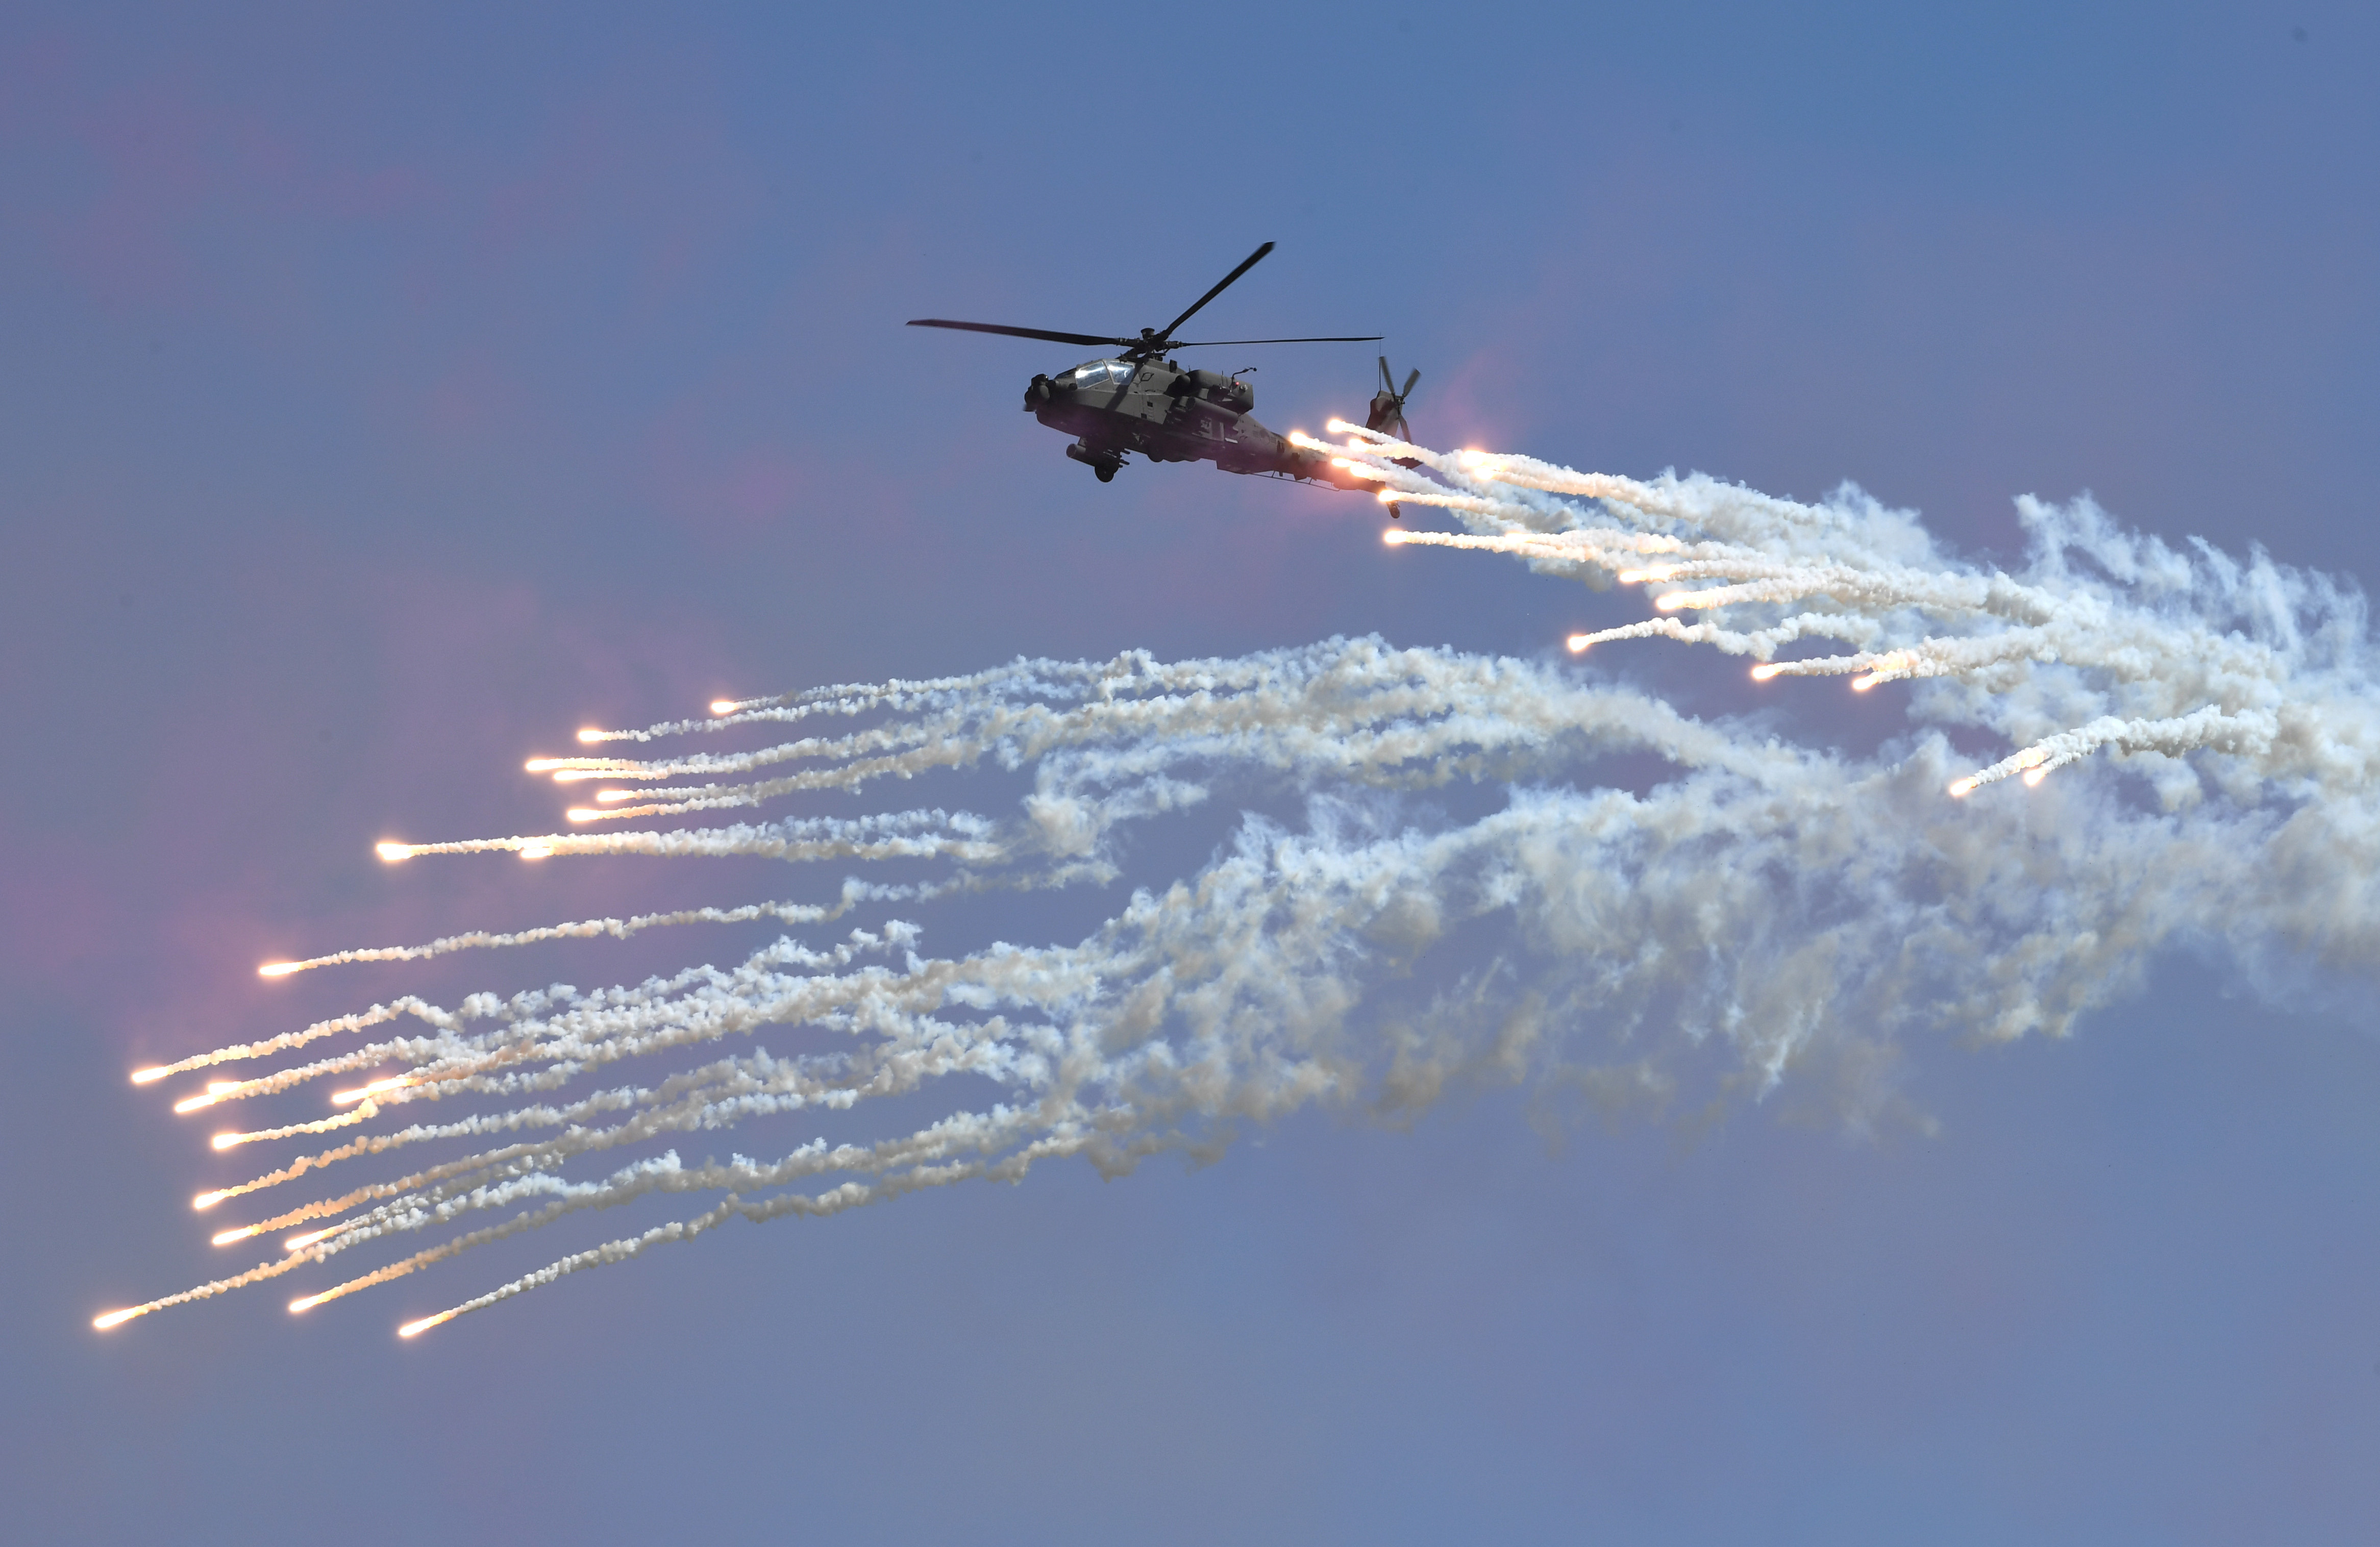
96 430 2376 1341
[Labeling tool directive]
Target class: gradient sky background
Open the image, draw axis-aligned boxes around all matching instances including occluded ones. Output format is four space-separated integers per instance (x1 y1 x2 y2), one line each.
5 4 2378 1542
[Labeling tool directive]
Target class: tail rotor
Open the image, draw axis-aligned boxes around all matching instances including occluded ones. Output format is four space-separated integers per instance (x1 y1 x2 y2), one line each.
1365 355 1420 442
1365 356 1423 517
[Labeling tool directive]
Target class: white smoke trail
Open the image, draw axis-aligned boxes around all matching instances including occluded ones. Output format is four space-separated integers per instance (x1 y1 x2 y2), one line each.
256 901 851 977
98 431 2380 1339
1330 422 2379 797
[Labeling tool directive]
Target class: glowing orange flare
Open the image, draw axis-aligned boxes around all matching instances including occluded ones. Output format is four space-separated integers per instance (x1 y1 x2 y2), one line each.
172 1092 217 1114
523 758 568 772
565 809 600 823
1325 418 1356 436
2022 767 2048 787
257 961 301 978
332 1077 409 1107
1850 675 1878 692
193 1190 230 1211
1287 430 1319 449
399 1311 456 1338
1618 566 1677 585
93 1308 142 1331
284 1228 336 1252
376 841 413 863
1381 530 1407 546
288 1294 321 1314
1750 664 1782 682
596 789 632 803
1566 634 1591 654
1652 593 1687 612
709 700 737 716
575 728 603 744
1375 490 1398 504
1948 777 1980 798
518 843 553 860
212 1225 260 1246
210 1133 239 1151
131 1066 170 1084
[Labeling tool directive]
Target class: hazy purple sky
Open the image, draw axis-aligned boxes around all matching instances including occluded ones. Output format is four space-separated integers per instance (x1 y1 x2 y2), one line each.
5 4 2378 1542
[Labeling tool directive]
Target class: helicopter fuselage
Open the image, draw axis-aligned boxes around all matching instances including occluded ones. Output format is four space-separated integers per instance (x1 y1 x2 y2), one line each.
1023 356 1367 490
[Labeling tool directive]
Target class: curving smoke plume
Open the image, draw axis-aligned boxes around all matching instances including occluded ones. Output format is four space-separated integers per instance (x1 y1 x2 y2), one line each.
96 427 2380 1337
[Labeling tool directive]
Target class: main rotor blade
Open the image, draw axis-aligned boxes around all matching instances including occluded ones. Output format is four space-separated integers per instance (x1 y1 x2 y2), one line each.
906 319 1130 349
1170 335 1383 347
1401 367 1420 398
1154 241 1275 344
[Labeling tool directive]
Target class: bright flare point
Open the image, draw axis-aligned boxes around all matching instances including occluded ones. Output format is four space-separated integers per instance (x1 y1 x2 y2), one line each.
257 961 300 978
93 1308 140 1331
1948 777 1980 798
1751 664 1782 681
376 841 413 863
1566 635 1591 654
130 1067 169 1085
709 700 737 716
575 728 603 744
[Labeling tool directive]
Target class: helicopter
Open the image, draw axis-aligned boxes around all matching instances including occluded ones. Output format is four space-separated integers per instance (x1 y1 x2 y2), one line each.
907 242 1417 507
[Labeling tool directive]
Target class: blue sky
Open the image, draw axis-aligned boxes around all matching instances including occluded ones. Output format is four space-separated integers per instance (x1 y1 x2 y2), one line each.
4 4 2377 1542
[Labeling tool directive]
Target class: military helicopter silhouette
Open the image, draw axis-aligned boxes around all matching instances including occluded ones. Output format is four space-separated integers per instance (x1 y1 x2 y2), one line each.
908 242 1419 509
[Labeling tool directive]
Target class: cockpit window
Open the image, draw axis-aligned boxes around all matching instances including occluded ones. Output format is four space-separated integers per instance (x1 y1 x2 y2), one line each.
1069 360 1133 388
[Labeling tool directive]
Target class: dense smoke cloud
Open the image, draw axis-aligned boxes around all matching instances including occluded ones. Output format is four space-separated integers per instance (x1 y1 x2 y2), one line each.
96 429 2380 1337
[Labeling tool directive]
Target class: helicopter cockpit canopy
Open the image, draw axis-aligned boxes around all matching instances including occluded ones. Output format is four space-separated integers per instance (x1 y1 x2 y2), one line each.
1065 359 1135 388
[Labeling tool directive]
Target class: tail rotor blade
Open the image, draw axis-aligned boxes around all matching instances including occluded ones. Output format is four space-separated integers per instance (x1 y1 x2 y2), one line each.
1401 367 1420 400
1379 355 1395 393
